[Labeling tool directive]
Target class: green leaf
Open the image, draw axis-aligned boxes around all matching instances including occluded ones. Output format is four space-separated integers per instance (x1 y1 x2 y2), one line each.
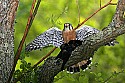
19 54 25 60
26 63 31 69
20 64 25 69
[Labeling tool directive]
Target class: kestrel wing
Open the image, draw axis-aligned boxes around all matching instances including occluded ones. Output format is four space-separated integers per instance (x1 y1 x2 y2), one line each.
76 25 99 41
25 27 64 52
76 25 118 46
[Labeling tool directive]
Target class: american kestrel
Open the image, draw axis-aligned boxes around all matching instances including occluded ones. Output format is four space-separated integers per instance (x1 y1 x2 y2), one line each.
25 23 101 51
26 23 117 72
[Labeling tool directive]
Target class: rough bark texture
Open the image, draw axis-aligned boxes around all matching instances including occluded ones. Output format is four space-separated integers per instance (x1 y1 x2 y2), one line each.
36 57 63 83
0 0 19 83
37 0 125 82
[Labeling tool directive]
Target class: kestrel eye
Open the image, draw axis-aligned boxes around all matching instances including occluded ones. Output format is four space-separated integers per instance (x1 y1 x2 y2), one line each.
65 24 69 27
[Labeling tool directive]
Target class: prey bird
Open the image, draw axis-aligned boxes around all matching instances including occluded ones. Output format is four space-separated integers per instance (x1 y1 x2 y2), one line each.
26 23 117 73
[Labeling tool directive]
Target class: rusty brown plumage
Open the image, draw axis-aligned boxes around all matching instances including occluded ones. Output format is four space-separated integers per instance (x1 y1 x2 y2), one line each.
62 30 76 43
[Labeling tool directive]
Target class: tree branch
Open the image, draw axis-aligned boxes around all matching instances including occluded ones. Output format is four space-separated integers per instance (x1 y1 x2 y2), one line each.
36 57 63 83
36 0 125 82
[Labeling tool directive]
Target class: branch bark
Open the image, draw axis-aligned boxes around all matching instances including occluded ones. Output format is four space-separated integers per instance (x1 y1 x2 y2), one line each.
36 0 125 82
0 0 19 83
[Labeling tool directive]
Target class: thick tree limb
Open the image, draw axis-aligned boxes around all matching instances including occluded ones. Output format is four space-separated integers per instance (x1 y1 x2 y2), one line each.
36 57 63 83
37 0 125 82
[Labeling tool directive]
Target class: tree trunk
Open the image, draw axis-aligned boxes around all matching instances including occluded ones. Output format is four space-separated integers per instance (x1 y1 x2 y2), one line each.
0 0 19 83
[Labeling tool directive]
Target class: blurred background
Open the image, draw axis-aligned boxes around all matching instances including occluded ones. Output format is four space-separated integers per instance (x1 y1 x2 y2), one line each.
14 0 125 83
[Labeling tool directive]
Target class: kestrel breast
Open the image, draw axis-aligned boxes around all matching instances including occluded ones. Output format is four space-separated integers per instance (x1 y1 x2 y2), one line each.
62 30 76 43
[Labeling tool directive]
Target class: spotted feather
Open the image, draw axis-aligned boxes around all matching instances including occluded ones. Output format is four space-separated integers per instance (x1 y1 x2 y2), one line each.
25 27 64 51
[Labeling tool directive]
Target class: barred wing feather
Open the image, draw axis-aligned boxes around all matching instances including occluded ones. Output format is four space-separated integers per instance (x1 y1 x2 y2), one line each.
25 27 64 52
76 25 99 41
76 25 118 46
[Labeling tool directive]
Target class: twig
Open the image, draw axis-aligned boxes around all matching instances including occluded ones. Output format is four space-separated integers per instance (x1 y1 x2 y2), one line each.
7 0 37 82
100 0 102 8
110 3 117 5
104 70 124 82
74 0 113 30
76 0 80 24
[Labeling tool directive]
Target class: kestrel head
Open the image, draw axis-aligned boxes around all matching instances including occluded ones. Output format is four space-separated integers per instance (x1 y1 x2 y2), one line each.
63 23 73 31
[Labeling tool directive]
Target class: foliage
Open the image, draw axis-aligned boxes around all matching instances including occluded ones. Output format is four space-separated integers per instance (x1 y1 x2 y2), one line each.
14 0 125 83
